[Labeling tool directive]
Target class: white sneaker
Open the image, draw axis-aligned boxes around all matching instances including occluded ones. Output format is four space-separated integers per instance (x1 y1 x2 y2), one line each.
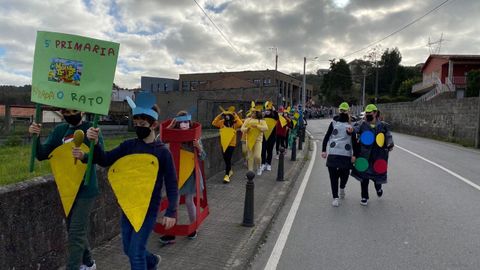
79 262 96 270
266 164 272 171
332 198 339 207
257 167 263 176
360 198 368 206
339 188 345 199
275 154 279 160
260 164 266 171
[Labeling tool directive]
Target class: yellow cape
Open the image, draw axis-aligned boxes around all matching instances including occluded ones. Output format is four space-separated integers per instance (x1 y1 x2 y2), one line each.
219 127 235 153
108 154 159 232
264 118 277 140
49 142 89 217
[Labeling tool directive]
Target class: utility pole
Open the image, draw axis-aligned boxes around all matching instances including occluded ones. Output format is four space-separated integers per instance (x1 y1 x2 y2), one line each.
374 61 379 104
303 57 306 108
362 71 366 109
476 93 480 148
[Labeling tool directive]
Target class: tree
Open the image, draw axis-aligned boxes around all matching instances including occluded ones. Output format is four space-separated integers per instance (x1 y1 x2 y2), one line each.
466 69 480 97
378 48 402 96
320 59 355 105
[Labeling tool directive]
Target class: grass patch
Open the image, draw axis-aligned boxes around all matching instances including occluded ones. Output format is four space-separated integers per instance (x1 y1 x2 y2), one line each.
0 133 135 187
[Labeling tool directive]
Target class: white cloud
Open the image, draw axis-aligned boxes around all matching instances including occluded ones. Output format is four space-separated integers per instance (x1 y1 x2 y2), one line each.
0 0 478 88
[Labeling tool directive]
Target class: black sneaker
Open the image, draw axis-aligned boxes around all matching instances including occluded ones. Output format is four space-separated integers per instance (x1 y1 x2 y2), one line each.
148 254 161 270
159 235 176 245
376 189 383 197
187 231 197 239
360 198 368 206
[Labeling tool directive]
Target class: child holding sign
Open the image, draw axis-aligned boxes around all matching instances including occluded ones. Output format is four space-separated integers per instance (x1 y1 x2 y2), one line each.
29 109 103 270
72 93 178 269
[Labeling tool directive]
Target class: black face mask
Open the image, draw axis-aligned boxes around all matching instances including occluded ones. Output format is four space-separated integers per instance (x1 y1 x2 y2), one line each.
366 114 374 122
135 126 151 139
255 111 262 119
64 114 82 126
339 113 349 122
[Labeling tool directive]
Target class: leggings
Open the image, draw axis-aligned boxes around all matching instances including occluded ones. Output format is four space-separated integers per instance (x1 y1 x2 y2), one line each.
327 167 349 199
223 146 235 175
276 136 288 154
247 142 262 171
360 179 382 200
261 134 276 165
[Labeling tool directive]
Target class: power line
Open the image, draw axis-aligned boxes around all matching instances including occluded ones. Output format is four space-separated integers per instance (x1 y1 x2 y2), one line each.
192 0 240 55
341 0 452 59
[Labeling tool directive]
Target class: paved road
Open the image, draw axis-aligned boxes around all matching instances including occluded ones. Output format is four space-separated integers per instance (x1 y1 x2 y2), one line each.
250 119 480 270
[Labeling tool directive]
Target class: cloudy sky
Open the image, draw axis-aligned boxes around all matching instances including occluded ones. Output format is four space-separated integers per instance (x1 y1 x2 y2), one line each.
0 0 478 88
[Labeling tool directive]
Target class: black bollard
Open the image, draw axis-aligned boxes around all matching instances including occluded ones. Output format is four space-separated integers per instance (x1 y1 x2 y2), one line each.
277 147 285 181
242 171 256 227
298 130 303 150
291 136 297 161
300 127 306 143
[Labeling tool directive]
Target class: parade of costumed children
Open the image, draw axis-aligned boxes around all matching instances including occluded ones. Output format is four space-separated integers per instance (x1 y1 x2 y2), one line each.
351 104 394 206
241 101 268 175
211 106 243 183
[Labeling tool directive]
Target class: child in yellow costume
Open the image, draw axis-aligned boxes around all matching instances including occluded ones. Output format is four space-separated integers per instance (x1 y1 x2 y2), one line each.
211 106 243 183
160 111 206 244
72 92 177 269
241 103 268 176
29 109 104 270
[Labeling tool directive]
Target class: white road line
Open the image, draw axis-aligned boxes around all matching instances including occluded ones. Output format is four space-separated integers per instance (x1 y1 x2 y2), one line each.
264 142 317 270
396 145 480 191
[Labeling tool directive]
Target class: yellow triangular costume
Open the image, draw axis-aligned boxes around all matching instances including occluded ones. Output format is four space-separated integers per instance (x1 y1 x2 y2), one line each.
264 118 277 140
49 142 89 216
179 149 195 189
108 154 159 232
219 127 236 152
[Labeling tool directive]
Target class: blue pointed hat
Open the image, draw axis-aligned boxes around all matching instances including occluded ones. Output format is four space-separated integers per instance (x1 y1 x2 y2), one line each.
126 92 158 120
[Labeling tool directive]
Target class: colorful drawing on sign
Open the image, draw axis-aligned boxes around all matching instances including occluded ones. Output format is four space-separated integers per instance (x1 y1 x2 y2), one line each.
48 58 83 86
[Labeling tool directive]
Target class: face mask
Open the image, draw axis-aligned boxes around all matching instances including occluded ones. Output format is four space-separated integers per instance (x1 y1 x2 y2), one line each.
135 126 151 139
64 113 82 126
265 111 271 115
339 113 349 122
366 114 374 122
255 112 262 119
179 122 190 130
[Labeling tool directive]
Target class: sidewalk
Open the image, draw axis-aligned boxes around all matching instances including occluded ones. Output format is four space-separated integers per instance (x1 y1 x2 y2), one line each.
91 139 311 270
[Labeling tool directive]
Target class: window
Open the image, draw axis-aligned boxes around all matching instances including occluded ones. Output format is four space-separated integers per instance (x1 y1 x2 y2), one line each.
263 78 271 86
164 83 168 91
253 79 261 86
182 81 190 91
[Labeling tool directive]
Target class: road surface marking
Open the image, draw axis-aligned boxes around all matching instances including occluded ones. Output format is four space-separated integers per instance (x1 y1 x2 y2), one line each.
264 142 317 270
397 145 480 191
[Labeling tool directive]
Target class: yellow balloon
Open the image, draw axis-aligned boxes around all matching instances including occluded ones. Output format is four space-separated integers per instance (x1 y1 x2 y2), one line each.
49 142 89 216
219 127 236 153
108 154 159 232
376 133 385 147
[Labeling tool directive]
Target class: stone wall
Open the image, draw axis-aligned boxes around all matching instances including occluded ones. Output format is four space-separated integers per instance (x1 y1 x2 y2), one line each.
0 133 242 270
378 97 480 146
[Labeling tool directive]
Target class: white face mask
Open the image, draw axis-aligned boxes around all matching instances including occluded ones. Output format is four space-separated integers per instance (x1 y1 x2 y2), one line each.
179 122 190 130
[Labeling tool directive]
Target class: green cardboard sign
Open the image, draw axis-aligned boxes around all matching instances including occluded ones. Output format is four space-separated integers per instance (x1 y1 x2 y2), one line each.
31 31 120 115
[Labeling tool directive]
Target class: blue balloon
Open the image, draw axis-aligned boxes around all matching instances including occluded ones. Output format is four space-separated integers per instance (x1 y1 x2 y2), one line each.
360 131 374 145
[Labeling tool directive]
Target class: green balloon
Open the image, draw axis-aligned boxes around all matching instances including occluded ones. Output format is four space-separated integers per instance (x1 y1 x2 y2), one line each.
355 157 369 172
